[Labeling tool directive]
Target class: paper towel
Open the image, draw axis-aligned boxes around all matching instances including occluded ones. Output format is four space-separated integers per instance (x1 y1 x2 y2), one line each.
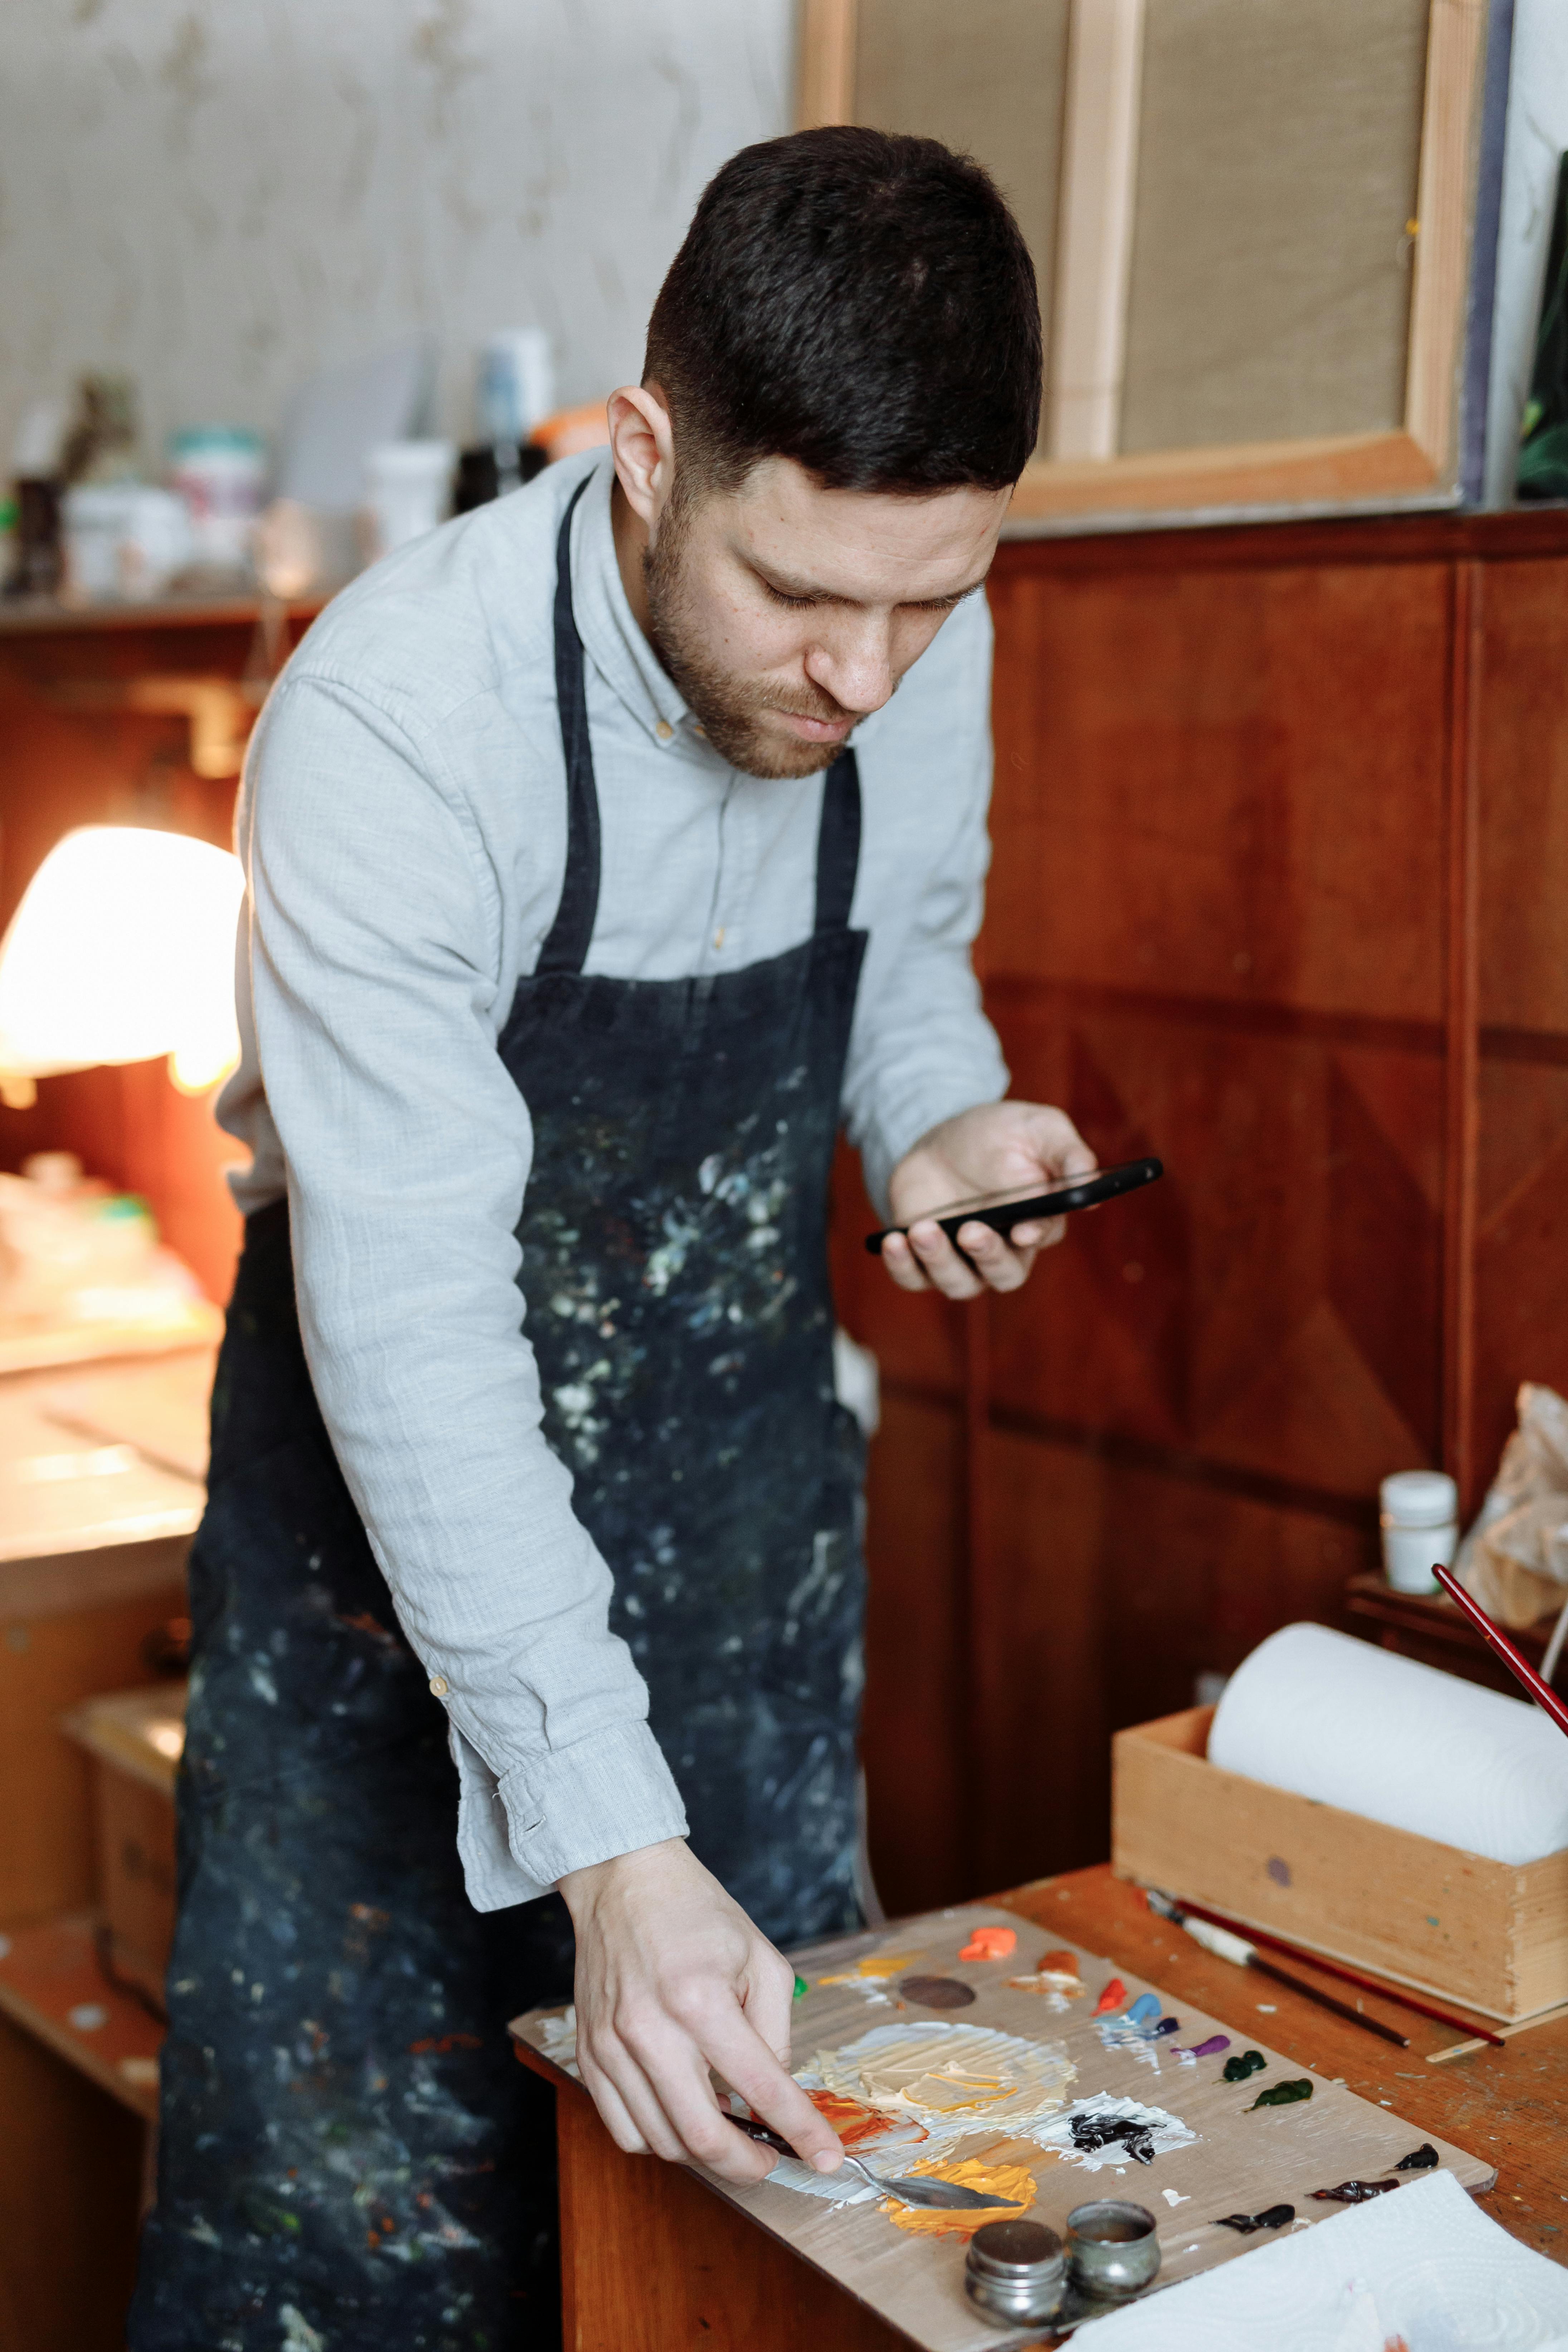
1207 1623 1568 1864
1074 2171 1568 2352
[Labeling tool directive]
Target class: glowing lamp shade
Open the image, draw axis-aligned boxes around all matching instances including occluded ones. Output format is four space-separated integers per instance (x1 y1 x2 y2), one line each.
0 826 245 1103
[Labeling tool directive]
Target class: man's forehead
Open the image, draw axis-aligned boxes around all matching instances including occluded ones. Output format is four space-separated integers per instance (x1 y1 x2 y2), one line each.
723 455 1008 603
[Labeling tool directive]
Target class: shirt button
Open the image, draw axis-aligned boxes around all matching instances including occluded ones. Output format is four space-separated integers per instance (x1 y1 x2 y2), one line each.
655 720 673 742
429 1675 449 1697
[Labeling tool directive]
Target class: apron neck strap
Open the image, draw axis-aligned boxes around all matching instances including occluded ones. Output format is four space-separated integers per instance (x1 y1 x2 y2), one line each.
812 751 861 936
537 476 601 977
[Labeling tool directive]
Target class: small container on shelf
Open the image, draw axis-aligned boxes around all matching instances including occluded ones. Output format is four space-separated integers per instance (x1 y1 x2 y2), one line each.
1381 1469 1459 1596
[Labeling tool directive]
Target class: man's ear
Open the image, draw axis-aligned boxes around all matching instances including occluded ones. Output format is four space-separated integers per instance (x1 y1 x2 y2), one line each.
608 384 676 538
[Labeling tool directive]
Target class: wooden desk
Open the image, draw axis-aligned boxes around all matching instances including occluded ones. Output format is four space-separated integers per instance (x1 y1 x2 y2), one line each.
521 1865 1567 2351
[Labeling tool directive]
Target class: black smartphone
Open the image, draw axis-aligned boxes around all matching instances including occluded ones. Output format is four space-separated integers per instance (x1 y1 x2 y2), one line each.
864 1155 1163 1256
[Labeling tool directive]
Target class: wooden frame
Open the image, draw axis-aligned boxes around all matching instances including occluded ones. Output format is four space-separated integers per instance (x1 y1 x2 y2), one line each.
797 0 1496 531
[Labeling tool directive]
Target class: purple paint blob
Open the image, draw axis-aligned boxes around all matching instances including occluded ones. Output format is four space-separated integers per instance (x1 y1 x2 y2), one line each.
1174 2033 1230 2058
1151 2016 1181 2037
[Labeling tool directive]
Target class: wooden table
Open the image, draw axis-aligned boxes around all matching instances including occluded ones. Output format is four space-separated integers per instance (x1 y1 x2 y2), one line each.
517 1864 1568 2351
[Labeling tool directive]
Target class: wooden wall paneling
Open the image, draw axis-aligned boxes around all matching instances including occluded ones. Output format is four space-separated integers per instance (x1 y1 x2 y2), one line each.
1469 553 1568 1490
858 1391 970 1917
1443 560 1484 1509
981 557 1453 1021
1047 0 1146 462
986 1000 1445 1495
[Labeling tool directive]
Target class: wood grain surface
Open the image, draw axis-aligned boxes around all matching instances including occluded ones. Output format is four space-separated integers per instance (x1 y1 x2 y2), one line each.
516 1892 1496 2351
524 1867 1564 2352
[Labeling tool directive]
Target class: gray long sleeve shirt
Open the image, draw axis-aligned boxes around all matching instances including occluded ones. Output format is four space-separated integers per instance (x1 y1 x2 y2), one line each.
218 449 1008 1909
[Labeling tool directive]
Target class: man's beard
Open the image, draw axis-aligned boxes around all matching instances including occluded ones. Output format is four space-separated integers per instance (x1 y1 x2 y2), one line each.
642 502 857 780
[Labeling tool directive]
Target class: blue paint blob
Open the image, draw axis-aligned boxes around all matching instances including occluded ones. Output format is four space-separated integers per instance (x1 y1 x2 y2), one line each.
1122 1992 1161 2026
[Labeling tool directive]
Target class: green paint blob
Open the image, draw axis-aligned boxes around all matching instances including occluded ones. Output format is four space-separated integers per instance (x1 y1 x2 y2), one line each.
793 1974 809 2000
1250 2078 1314 2110
1223 2049 1266 2083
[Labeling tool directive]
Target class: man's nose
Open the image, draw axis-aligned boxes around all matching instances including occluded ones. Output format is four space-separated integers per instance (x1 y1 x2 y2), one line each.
804 616 896 718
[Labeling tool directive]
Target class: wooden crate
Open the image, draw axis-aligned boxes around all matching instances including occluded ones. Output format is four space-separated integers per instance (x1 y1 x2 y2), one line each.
1112 1704 1568 2022
61 1685 184 2011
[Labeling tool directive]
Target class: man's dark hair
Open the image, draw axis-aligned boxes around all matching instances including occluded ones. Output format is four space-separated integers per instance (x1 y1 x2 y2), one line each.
644 126 1041 496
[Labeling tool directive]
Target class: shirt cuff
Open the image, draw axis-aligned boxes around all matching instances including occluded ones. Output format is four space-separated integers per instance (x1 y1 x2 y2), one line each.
449 1717 690 1911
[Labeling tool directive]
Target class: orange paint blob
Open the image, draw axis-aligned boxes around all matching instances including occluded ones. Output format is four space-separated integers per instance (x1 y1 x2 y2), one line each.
806 2089 929 2152
1041 1950 1079 1976
1092 1977 1128 2016
958 1927 1017 1963
881 2156 1040 2240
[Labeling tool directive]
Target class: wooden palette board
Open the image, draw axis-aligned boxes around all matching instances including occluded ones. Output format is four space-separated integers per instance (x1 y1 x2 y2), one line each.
512 1900 1496 2352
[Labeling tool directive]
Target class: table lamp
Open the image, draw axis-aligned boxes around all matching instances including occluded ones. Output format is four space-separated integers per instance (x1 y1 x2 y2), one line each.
0 826 244 1109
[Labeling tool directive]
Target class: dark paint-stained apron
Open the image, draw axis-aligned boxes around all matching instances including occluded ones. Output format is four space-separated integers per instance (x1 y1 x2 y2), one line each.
130 480 870 2352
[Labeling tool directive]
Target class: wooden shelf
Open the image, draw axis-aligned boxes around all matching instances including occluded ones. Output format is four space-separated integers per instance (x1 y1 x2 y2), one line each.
0 1912 161 2121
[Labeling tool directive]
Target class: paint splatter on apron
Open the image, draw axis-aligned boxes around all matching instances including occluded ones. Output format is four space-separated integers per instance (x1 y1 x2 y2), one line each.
129 480 869 2349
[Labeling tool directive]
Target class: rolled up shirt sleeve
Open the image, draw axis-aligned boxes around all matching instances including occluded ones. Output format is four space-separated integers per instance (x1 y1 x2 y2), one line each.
239 670 688 1907
841 590 1010 1214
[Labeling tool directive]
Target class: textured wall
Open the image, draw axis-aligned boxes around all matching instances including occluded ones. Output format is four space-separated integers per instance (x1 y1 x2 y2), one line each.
0 0 793 467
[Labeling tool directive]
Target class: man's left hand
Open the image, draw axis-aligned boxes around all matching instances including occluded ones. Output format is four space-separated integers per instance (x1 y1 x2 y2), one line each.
881 1101 1095 1299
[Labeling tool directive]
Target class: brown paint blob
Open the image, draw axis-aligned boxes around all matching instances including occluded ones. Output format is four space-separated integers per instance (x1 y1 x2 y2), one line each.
901 1975 977 2010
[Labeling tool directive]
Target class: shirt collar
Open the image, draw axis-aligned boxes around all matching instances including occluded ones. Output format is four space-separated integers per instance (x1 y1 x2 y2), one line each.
569 452 692 748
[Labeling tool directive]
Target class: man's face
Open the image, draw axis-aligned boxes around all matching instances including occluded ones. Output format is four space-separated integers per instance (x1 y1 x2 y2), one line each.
642 457 1010 780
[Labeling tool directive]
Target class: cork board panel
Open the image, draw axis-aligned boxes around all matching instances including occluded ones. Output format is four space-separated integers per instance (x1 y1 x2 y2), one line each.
853 0 1070 416
1119 0 1430 455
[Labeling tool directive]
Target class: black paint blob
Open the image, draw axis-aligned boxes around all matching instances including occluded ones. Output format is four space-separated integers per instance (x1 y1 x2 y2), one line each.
1069 2113 1157 2165
1215 2204 1295 2234
1310 2178 1402 2204
1395 2143 1439 2172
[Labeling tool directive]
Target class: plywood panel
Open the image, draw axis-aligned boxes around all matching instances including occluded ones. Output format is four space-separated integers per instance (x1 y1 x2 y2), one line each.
982 557 1452 1023
853 0 1070 414
1119 0 1429 454
1475 557 1568 1036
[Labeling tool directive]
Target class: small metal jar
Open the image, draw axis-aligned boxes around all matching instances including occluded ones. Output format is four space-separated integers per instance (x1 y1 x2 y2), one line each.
1066 2200 1161 2300
964 2219 1066 2327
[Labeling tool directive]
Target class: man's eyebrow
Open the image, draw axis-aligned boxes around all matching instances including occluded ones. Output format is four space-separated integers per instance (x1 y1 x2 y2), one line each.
751 557 990 607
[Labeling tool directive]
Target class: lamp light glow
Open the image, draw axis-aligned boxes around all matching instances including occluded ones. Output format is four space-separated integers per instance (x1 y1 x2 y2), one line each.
0 827 244 1098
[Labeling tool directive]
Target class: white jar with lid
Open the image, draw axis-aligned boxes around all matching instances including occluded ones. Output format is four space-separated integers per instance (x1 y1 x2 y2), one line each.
1381 1469 1459 1595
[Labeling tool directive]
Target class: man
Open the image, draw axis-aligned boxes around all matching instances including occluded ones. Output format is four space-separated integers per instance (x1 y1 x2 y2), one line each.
131 126 1093 2351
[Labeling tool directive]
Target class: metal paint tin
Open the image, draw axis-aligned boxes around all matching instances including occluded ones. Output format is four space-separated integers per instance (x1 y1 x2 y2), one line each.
963 2219 1065 2326
1066 2200 1161 2300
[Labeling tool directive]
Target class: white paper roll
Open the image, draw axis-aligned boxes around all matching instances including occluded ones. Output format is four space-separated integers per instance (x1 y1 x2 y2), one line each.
1207 1622 1568 1864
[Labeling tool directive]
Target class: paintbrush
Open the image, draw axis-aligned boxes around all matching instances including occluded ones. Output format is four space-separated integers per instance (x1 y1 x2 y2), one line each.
1145 1892 1410 2048
1159 1890 1506 2049
1434 1561 1568 1741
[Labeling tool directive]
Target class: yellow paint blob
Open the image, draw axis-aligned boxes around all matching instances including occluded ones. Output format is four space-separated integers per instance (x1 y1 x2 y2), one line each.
882 2156 1040 2241
818 1950 924 1985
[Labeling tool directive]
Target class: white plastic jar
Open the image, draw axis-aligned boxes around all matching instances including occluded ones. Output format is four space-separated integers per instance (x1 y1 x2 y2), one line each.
1380 1469 1460 1595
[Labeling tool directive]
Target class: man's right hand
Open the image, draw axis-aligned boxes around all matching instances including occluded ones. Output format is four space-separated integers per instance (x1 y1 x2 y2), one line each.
557 1838 846 2186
